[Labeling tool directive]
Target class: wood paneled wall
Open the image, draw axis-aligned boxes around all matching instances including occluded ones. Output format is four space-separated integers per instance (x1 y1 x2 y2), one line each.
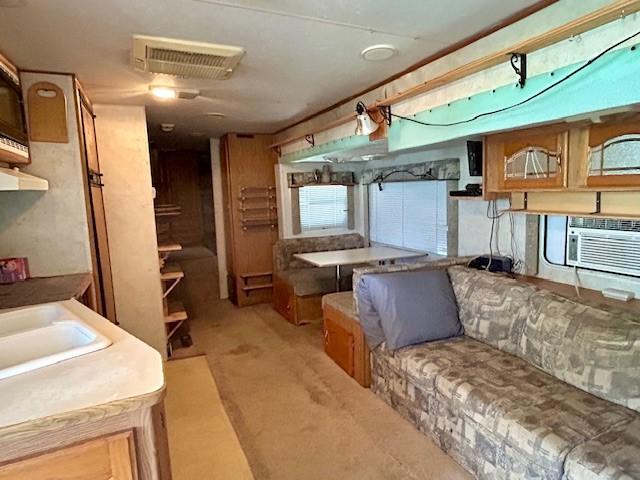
220 134 277 306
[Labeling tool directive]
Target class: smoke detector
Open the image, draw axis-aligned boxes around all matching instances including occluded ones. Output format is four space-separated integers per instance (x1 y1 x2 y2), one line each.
133 35 245 80
361 44 397 61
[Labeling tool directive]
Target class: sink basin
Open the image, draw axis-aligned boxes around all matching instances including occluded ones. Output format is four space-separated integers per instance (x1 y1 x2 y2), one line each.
0 302 112 380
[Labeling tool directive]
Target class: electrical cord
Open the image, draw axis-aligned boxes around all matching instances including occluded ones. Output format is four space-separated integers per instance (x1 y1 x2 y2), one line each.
374 168 436 190
381 29 640 128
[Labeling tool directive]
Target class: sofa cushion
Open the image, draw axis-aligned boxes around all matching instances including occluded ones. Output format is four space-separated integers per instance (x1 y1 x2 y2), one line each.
435 352 636 475
277 267 336 297
564 417 640 480
373 343 565 478
448 266 537 356
520 291 640 412
273 233 364 271
374 337 497 395
362 270 463 351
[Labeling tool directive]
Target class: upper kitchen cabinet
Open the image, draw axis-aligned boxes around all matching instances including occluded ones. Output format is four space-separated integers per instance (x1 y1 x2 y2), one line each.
575 113 640 189
484 123 569 193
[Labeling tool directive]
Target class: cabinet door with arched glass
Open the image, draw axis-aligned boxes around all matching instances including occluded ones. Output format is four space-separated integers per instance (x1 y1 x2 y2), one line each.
499 124 569 190
587 117 640 188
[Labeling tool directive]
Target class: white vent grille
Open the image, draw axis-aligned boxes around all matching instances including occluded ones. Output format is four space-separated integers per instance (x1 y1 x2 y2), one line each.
570 216 640 233
133 35 245 80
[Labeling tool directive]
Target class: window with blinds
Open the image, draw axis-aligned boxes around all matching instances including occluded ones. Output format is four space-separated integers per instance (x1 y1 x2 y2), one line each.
299 185 349 232
369 181 448 255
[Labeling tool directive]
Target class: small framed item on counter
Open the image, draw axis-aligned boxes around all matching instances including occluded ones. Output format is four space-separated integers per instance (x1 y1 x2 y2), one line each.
0 257 30 284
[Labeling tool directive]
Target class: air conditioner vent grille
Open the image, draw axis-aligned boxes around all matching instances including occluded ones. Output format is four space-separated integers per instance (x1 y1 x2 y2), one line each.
133 35 245 80
147 47 234 69
569 216 640 233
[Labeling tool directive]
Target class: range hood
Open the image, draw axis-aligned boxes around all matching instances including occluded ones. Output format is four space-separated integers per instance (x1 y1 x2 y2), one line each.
0 167 49 191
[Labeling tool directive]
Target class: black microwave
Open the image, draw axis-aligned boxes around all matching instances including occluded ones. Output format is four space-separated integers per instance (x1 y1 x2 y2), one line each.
0 67 28 163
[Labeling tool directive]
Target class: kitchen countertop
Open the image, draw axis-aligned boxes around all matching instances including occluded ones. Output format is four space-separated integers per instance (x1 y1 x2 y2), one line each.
0 299 164 439
0 273 92 310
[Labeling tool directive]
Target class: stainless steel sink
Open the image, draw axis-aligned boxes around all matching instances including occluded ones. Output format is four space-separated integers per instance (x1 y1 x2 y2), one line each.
0 302 112 380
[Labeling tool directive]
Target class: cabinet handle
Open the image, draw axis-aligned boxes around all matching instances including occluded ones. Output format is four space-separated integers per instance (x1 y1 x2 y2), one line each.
324 330 329 343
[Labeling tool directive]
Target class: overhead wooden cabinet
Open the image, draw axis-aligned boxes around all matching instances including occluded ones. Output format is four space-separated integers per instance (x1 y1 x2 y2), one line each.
577 113 640 189
484 113 640 219
220 134 278 307
485 123 569 192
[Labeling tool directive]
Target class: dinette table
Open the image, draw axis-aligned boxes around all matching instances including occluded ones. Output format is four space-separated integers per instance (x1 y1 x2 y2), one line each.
294 245 426 291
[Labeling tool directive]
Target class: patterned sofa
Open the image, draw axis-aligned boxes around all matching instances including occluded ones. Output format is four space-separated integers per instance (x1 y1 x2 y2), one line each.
273 233 364 325
358 265 640 480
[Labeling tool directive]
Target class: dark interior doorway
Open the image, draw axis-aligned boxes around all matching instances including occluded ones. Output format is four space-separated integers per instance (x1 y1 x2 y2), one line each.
151 149 216 251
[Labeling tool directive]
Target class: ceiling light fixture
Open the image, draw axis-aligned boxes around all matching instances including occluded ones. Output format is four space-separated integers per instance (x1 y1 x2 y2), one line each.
355 101 379 136
149 86 177 100
361 44 397 61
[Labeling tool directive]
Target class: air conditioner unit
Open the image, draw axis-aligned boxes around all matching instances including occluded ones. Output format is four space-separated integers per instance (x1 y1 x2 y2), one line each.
566 217 640 277
132 35 245 80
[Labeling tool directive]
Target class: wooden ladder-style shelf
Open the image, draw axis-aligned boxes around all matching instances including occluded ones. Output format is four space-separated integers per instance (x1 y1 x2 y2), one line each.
238 186 278 231
157 241 189 356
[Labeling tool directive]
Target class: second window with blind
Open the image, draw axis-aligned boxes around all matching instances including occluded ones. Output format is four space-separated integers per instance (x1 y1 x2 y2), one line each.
369 181 449 255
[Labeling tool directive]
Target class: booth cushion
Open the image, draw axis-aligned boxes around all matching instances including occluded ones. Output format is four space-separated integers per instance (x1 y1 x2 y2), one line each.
322 291 354 317
273 233 364 272
277 267 336 297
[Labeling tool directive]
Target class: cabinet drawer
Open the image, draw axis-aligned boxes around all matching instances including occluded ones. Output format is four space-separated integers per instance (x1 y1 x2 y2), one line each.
0 431 136 480
324 316 354 377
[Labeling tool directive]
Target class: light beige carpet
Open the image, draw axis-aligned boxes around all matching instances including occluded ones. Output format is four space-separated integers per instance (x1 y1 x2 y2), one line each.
165 356 254 480
170 248 470 480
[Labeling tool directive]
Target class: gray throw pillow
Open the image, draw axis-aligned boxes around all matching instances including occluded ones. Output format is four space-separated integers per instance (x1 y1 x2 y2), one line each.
357 278 387 349
362 270 463 351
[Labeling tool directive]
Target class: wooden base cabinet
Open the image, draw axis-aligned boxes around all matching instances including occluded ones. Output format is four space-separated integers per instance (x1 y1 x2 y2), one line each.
0 431 136 480
0 398 170 480
322 300 370 387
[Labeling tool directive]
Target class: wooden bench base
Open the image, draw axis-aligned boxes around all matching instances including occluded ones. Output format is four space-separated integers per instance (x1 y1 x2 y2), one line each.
273 275 324 325
322 296 370 387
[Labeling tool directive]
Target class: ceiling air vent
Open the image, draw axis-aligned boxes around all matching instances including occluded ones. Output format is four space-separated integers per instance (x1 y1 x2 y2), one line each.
133 35 245 80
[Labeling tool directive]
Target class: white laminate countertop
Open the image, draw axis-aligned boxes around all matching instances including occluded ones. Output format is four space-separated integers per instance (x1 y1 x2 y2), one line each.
0 299 164 430
294 246 426 267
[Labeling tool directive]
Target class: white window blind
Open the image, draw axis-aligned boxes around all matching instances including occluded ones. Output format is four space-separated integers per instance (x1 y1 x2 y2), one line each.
369 181 448 255
299 185 348 232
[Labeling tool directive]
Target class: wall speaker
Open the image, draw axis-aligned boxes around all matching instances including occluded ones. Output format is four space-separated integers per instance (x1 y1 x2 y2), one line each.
467 140 483 177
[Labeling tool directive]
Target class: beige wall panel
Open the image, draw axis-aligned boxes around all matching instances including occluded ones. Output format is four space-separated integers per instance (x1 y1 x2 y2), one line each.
93 105 166 357
0 72 92 276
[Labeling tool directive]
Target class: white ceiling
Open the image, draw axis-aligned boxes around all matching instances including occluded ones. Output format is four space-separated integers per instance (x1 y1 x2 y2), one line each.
0 0 541 149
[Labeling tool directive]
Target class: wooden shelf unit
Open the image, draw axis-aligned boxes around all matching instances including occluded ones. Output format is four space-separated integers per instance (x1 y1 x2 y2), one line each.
155 222 189 355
